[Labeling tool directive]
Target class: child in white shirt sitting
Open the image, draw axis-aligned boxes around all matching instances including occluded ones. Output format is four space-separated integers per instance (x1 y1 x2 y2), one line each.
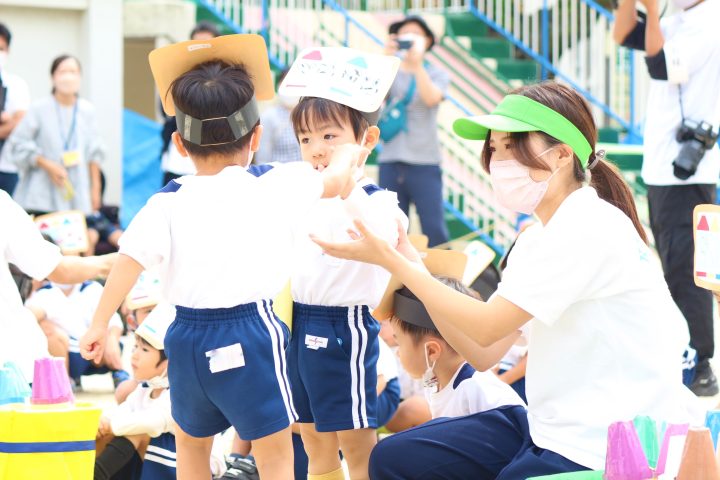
390 276 525 419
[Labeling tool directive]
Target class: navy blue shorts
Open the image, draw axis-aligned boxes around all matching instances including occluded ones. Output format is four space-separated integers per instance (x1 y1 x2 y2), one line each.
377 377 401 428
165 300 297 440
68 351 110 379
369 405 590 479
287 303 380 432
140 432 176 480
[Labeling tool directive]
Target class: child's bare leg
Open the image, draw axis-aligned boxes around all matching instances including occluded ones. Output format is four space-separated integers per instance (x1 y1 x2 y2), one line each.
299 423 342 476
175 426 213 480
384 395 432 432
231 431 251 456
337 428 376 480
250 425 294 480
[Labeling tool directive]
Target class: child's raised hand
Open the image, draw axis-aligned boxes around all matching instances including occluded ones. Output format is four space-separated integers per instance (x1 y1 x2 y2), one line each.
80 325 108 364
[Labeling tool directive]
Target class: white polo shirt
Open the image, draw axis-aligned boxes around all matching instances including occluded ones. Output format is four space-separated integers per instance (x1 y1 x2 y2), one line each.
425 362 525 419
119 163 323 308
291 177 408 307
496 187 702 469
641 0 720 186
0 69 31 174
0 190 60 378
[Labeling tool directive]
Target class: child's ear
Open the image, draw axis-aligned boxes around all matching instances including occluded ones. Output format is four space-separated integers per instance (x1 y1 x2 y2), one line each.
250 124 264 153
425 338 443 363
364 126 380 150
172 132 189 157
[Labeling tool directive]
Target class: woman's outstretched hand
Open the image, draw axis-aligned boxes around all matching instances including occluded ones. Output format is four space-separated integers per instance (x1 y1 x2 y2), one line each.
311 218 399 268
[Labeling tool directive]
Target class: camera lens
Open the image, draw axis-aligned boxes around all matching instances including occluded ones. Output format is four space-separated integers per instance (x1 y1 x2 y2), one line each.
673 140 706 180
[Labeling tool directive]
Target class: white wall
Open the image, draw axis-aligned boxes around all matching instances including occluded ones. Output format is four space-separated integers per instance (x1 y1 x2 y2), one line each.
0 0 124 204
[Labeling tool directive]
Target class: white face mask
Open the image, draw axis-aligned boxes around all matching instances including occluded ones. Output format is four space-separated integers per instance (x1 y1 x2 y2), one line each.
422 342 439 394
489 147 562 215
143 371 169 389
0 51 7 70
54 72 81 96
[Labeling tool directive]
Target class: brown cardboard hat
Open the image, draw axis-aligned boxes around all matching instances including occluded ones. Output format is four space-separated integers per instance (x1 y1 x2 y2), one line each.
149 34 275 116
373 249 468 321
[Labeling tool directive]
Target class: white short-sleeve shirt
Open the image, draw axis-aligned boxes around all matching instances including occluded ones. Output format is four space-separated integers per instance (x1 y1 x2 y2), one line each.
119 163 323 308
0 190 60 378
426 362 525 419
291 177 408 307
641 0 720 186
496 186 702 469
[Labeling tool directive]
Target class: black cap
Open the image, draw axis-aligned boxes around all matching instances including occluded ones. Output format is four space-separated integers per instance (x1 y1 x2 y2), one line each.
389 16 436 51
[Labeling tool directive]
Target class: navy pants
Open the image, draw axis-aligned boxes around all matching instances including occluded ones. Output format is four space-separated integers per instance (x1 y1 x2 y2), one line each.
0 172 18 196
369 406 589 479
379 162 449 247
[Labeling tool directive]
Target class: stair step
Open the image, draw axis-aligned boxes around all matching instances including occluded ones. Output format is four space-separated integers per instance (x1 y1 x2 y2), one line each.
471 38 512 59
446 12 489 37
496 59 538 82
598 127 621 144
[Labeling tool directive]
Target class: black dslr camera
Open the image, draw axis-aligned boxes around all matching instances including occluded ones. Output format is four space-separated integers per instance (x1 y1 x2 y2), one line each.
673 119 719 180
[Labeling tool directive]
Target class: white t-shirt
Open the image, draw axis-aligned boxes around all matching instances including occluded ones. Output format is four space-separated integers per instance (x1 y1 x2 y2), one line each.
377 338 399 381
641 0 720 186
119 163 323 308
0 69 31 174
426 362 525 419
25 281 123 341
291 177 407 307
0 190 60 378
496 187 702 469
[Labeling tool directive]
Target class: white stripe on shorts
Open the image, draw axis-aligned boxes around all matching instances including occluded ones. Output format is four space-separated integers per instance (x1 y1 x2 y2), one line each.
144 453 177 468
348 306 369 429
256 300 298 423
357 306 369 428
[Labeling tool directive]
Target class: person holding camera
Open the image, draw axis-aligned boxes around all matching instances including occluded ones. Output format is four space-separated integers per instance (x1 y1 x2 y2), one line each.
380 16 450 247
613 0 720 396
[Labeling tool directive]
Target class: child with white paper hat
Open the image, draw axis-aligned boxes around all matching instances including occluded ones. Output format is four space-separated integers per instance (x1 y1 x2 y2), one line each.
80 34 363 479
279 47 407 480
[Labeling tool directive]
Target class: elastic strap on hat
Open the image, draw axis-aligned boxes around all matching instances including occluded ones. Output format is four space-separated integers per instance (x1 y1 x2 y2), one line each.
176 94 260 146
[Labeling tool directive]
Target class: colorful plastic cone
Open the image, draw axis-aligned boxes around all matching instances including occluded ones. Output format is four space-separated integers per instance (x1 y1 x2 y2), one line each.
705 410 720 451
676 427 720 480
0 362 31 405
656 422 689 476
31 357 73 404
603 421 653 480
633 416 659 469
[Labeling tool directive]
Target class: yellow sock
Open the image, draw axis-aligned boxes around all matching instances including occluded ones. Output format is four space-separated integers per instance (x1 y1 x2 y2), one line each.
307 467 345 480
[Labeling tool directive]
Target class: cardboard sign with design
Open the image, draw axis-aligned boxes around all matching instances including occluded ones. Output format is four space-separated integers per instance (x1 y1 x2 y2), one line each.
125 269 163 311
694 204 720 291
34 211 88 254
279 47 401 113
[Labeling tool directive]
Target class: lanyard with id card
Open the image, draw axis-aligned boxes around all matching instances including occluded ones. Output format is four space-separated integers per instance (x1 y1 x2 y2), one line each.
56 100 81 168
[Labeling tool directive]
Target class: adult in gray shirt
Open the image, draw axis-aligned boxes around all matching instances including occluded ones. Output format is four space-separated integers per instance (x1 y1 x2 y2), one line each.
4 54 105 216
379 16 450 247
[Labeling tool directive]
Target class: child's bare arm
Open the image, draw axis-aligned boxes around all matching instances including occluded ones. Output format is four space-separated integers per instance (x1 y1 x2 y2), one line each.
80 254 144 363
47 253 116 284
497 354 528 384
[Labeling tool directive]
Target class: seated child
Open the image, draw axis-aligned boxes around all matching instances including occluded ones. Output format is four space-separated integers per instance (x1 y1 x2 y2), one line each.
281 48 406 480
80 35 360 480
390 275 525 419
25 279 128 388
95 304 227 479
376 337 401 429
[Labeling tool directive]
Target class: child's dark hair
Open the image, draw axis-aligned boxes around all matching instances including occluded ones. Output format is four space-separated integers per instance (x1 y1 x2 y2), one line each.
169 61 259 158
391 276 480 346
190 21 221 39
136 335 168 366
291 97 368 142
0 23 11 47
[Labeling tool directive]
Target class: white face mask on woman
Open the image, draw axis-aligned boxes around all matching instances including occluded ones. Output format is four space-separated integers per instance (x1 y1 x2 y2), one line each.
54 72 81 96
489 147 563 215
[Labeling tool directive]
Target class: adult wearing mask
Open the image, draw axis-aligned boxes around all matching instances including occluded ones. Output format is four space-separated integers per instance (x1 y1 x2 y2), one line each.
613 0 720 396
0 23 31 195
379 16 450 247
5 54 105 216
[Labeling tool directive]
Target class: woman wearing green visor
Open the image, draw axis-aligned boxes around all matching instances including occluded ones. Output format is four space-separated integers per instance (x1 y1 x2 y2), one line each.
312 82 701 478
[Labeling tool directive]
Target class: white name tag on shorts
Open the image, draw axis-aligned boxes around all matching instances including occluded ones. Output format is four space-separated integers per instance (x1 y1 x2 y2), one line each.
205 343 245 373
305 335 328 350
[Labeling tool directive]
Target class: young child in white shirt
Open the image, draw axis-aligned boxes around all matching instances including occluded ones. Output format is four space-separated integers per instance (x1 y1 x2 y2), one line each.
391 276 525 419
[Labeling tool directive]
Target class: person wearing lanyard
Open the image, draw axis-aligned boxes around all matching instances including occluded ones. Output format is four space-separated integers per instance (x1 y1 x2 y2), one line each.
312 82 702 478
3 54 105 216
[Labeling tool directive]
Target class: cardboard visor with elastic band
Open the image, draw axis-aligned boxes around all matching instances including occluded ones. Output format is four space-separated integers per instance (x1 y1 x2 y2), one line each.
148 34 274 145
373 249 468 326
452 94 593 168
